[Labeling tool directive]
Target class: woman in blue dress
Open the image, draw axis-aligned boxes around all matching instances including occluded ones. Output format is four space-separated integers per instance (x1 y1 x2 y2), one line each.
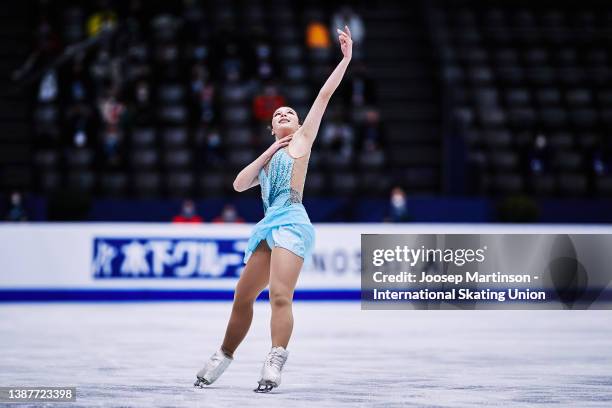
195 26 353 392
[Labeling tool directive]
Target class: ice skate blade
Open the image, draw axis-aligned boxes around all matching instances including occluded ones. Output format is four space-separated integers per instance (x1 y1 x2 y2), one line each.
194 377 211 388
253 381 276 393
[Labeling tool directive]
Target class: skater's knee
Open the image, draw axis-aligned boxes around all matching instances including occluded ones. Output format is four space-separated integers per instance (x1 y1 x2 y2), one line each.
232 293 256 309
269 291 292 309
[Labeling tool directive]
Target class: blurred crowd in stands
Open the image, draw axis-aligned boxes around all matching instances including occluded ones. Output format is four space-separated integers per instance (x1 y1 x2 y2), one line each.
23 0 387 202
431 2 612 196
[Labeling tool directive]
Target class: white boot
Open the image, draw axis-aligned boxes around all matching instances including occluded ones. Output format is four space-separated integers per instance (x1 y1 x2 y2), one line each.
194 349 233 387
253 346 289 393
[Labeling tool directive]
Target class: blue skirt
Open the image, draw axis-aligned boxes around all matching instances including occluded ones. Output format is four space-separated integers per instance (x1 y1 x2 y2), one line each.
243 203 315 264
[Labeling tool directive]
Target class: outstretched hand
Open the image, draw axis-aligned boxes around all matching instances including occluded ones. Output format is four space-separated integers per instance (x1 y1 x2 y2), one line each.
336 25 353 60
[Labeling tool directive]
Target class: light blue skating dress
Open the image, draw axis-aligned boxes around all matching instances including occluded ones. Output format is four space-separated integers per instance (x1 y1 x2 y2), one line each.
243 147 315 263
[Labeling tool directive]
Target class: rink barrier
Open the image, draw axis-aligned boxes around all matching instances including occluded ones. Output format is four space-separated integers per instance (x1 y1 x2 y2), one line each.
1 223 611 302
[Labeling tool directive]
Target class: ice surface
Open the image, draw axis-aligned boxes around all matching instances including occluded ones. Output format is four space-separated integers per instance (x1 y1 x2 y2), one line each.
1 302 611 407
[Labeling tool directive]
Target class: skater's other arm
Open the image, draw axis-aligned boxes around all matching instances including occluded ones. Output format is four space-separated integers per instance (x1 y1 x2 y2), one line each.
233 135 293 192
290 26 353 156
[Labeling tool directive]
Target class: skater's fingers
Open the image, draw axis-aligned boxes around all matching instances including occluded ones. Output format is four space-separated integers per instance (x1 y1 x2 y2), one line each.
345 25 352 38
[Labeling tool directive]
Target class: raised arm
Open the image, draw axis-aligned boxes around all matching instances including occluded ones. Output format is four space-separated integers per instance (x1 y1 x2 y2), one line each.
289 26 353 156
233 135 293 192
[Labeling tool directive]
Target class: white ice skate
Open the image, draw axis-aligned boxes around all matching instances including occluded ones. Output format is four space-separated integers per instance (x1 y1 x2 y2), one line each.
194 349 233 388
253 346 289 393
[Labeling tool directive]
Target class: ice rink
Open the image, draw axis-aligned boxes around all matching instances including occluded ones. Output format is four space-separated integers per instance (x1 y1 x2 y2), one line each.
1 302 611 407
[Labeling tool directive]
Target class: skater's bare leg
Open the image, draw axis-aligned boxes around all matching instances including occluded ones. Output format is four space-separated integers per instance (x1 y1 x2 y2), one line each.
269 247 303 348
221 241 271 357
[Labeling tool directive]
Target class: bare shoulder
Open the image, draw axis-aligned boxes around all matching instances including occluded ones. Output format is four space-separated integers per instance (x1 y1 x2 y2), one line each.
287 129 312 159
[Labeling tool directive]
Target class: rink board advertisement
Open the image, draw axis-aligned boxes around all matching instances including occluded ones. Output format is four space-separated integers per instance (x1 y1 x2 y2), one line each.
1 223 612 302
0 223 361 300
361 234 612 310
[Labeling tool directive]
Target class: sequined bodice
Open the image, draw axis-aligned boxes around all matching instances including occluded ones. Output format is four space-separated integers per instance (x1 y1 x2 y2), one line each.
259 148 309 213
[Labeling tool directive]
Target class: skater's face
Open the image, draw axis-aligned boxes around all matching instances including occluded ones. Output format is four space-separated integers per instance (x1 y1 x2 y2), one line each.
271 106 300 138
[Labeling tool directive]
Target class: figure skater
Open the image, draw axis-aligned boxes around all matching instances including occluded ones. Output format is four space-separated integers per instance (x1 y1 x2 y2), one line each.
194 26 353 393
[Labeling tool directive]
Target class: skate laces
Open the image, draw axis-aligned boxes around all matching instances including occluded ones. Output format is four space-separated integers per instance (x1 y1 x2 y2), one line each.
265 348 287 370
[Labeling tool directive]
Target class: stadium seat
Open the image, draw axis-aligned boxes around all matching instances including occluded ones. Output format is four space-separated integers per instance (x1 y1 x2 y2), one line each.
222 106 250 124
100 173 128 197
531 174 556 195
162 128 189 147
226 127 251 146
483 129 512 148
199 171 226 195
330 173 357 194
66 148 94 168
67 170 95 191
131 149 159 169
505 88 531 106
132 128 157 147
165 172 194 196
494 173 523 193
34 150 59 168
558 173 588 195
228 149 256 167
489 150 518 169
595 175 612 196
552 151 583 171
304 171 325 194
158 84 186 103
164 149 192 168
133 172 161 197
547 132 574 149
40 171 61 191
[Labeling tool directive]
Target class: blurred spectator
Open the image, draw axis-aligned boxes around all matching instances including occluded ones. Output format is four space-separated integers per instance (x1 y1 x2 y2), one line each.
151 13 180 42
68 58 92 103
90 49 114 84
345 62 377 112
221 43 243 82
66 103 96 147
98 86 127 164
254 41 275 81
200 84 217 124
190 64 218 125
86 5 118 37
528 133 550 175
191 63 209 94
212 204 245 223
38 69 59 103
21 1 387 204
253 83 286 122
172 199 203 223
129 80 155 125
5 192 28 222
198 127 225 166
388 187 410 222
331 6 365 59
321 114 354 160
358 109 385 151
182 0 206 39
592 151 608 176
306 20 331 49
12 16 61 82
